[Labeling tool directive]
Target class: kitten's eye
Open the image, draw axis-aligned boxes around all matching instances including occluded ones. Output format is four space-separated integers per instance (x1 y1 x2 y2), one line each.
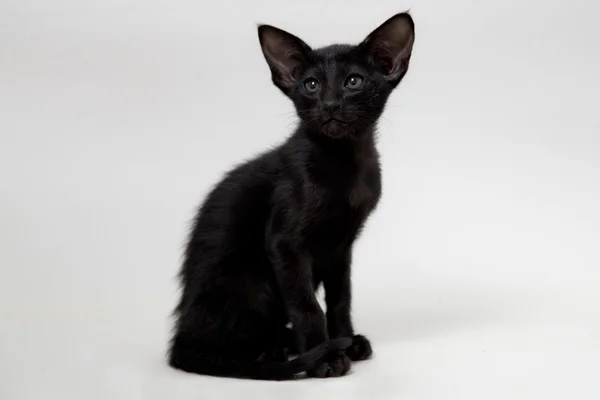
345 74 364 90
304 78 320 93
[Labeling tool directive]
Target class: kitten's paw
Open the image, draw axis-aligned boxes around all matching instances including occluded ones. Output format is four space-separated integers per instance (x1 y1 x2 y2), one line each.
347 334 373 361
307 353 351 378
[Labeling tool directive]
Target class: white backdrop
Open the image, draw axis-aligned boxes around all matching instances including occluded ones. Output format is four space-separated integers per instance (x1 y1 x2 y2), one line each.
1 0 599 399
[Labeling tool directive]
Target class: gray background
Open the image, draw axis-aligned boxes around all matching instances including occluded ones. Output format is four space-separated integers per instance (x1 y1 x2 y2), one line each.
1 0 599 399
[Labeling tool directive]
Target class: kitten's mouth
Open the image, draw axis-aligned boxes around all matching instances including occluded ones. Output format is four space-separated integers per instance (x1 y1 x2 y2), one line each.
323 118 347 126
321 118 351 138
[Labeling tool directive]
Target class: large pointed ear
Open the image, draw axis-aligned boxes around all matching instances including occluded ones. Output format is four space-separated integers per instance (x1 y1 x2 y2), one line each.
258 25 312 92
359 13 415 86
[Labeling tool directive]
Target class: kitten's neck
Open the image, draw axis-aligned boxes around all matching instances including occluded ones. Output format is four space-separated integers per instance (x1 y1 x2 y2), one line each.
297 123 378 156
294 122 381 192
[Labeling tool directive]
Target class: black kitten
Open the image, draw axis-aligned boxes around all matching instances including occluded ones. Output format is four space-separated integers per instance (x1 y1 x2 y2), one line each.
168 13 415 380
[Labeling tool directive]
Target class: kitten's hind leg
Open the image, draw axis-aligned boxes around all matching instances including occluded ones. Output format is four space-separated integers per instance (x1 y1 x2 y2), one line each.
259 324 297 362
281 325 299 355
259 346 288 362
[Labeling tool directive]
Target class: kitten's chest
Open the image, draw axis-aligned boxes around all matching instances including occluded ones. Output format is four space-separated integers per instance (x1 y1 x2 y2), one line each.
346 161 381 209
311 156 381 211
301 140 381 247
304 164 381 246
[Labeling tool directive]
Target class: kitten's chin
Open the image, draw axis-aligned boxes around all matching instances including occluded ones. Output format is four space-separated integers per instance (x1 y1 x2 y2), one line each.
320 120 350 139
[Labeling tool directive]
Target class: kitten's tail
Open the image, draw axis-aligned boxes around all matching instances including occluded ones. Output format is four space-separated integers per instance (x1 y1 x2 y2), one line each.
168 337 352 380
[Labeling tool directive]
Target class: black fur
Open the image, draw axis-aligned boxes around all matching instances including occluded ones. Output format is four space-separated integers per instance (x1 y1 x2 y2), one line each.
168 13 416 380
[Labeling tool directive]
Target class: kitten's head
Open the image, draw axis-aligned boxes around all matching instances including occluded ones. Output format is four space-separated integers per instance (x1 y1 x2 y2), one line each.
258 13 415 139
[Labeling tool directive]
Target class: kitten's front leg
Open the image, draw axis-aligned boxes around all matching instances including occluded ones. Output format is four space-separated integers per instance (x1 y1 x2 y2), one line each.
267 231 350 377
324 251 373 361
269 246 327 352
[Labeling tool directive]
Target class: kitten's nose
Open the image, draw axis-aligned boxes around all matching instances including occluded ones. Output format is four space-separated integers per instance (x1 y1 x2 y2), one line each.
321 101 341 115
